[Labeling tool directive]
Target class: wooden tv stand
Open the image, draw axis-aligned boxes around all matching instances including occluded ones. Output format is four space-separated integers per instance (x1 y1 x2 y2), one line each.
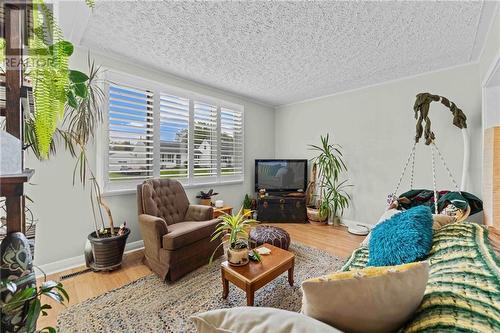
256 194 307 223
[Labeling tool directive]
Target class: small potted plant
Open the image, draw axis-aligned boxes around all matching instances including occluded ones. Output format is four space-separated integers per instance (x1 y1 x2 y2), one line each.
210 208 258 266
243 194 252 216
196 189 219 206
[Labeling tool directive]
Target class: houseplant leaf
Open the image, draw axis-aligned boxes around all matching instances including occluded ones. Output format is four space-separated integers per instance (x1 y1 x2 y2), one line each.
69 70 90 83
73 82 88 98
66 90 78 109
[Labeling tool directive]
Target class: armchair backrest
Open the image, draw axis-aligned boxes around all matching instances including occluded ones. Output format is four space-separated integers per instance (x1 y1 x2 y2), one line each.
137 179 190 225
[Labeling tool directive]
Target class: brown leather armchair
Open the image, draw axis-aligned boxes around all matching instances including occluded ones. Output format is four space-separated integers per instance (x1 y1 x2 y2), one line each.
137 179 223 281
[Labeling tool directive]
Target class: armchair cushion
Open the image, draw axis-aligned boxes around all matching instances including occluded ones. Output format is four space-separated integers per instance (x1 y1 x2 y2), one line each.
185 205 214 221
162 219 220 250
141 179 190 225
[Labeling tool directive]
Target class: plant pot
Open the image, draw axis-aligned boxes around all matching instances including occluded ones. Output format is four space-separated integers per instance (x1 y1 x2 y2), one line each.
199 198 212 206
307 206 327 225
243 208 252 216
85 228 130 271
327 216 341 226
227 247 249 266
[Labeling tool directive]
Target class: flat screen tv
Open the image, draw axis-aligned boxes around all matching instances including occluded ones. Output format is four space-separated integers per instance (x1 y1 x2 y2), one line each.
255 159 308 193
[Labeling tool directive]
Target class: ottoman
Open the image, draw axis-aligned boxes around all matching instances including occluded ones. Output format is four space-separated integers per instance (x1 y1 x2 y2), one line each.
250 226 291 250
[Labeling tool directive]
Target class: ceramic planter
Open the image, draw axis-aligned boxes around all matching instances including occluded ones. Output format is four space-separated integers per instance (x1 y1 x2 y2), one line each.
306 206 328 225
227 247 249 266
85 228 130 271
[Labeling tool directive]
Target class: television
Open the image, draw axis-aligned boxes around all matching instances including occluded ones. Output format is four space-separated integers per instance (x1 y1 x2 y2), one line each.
255 159 308 193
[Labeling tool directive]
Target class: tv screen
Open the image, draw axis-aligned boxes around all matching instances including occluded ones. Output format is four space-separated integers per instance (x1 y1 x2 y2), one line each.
255 159 308 192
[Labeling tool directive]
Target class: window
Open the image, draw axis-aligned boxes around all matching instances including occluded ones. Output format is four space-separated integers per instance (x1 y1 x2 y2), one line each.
193 101 218 179
159 93 189 179
107 83 154 182
220 107 243 176
102 72 244 192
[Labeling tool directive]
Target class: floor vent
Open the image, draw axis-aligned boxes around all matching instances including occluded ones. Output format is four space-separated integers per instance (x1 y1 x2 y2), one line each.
60 268 92 281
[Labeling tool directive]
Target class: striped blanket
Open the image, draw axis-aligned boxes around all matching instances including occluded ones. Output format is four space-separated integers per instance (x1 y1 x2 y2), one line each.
341 223 500 332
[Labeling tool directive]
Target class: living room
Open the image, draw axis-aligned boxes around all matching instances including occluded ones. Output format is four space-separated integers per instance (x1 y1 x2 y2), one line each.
1 1 499 332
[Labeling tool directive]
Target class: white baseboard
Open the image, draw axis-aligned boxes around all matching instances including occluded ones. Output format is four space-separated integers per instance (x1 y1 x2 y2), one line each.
340 219 373 229
35 240 144 278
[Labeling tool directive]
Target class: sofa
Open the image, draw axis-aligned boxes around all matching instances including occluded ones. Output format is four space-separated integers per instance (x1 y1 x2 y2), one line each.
137 179 223 281
192 222 500 332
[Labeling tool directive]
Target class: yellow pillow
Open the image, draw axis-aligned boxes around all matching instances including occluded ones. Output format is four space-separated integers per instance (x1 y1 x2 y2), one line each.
301 261 429 333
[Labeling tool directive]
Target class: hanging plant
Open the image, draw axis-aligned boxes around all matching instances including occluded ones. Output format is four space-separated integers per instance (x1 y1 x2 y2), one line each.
0 38 5 71
26 0 91 158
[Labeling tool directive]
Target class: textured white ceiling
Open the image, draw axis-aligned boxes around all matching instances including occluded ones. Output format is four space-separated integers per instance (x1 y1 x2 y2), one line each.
80 1 491 106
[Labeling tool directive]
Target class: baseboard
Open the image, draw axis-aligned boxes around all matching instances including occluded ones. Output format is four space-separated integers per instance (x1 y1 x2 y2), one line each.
35 240 144 278
340 219 373 229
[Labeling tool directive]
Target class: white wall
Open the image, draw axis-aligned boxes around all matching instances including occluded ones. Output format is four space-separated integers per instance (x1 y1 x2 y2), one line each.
480 5 500 83
30 48 275 268
275 64 482 225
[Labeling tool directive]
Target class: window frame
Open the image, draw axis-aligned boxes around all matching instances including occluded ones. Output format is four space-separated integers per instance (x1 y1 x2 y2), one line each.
98 70 245 195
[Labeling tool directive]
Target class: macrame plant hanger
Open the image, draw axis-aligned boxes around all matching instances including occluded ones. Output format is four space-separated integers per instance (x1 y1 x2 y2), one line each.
389 93 469 214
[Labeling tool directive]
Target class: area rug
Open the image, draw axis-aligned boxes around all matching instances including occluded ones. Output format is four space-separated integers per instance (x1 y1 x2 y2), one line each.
57 243 344 333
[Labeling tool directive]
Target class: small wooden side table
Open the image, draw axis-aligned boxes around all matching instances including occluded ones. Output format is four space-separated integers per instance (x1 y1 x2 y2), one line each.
213 206 233 218
221 244 295 306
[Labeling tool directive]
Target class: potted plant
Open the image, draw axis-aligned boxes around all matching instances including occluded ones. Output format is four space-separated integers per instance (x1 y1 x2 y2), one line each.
1 277 68 333
196 189 219 206
308 134 352 226
243 194 252 216
210 208 259 266
323 178 352 226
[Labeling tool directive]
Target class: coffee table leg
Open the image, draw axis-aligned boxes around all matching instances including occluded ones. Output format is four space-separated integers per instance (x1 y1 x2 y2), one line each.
288 266 294 286
246 285 255 306
222 273 229 299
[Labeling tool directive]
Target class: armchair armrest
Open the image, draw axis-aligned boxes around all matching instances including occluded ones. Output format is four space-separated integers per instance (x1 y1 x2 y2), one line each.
185 204 214 221
138 214 169 258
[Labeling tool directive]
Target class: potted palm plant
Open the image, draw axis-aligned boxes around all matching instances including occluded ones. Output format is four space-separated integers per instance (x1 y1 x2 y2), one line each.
308 134 352 225
210 208 258 266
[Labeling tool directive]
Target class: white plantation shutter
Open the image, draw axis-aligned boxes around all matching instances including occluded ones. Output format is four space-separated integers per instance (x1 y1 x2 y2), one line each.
159 93 189 179
107 83 154 181
102 71 245 191
193 101 218 178
220 107 244 179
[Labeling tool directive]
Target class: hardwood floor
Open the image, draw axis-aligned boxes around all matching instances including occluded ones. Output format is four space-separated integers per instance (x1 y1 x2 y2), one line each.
37 224 365 329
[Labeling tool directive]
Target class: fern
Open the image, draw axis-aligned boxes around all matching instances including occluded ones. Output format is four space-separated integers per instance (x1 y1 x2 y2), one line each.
29 0 72 158
85 0 95 9
0 38 5 72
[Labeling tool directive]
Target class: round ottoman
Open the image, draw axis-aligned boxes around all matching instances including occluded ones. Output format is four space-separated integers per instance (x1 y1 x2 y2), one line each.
250 226 291 250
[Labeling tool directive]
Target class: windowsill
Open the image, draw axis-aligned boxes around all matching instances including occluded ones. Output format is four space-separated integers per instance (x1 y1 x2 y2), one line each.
101 179 244 197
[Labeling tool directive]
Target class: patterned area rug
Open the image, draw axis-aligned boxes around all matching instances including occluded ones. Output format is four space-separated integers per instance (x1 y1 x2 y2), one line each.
57 243 344 332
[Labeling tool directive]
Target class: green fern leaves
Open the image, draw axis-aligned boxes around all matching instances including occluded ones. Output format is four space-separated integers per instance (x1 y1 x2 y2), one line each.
0 38 5 66
28 0 89 158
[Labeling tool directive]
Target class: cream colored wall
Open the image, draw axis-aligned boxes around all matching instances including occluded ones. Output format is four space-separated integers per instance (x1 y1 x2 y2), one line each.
480 5 500 83
275 64 483 225
480 5 500 227
30 48 275 267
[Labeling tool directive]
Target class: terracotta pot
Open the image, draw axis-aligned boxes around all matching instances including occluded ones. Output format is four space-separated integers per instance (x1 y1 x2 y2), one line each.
227 247 249 266
200 198 212 206
86 228 130 271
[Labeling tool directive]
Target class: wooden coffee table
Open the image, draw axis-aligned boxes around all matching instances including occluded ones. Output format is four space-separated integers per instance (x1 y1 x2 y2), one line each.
221 244 295 306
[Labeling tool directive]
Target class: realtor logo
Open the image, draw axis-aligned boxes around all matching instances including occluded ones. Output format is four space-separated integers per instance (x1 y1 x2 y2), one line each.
2 0 57 70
